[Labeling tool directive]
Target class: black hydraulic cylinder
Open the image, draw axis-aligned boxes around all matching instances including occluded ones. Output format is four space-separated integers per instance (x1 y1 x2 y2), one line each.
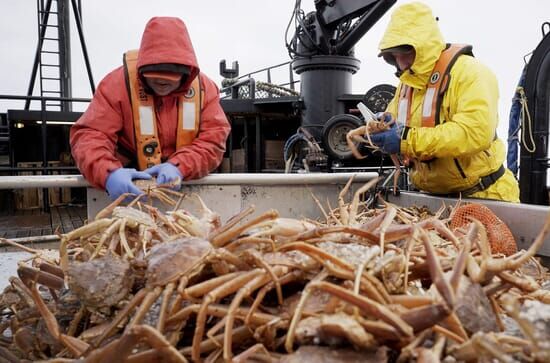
292 55 360 141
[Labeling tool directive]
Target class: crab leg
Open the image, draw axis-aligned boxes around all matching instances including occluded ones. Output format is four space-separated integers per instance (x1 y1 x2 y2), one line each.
279 242 389 303
94 288 148 346
284 270 328 353
357 317 402 341
232 343 273 363
29 283 89 357
166 303 282 328
60 218 114 270
0 347 20 363
118 218 135 259
280 225 378 244
181 272 241 300
419 229 455 309
91 219 122 259
432 324 465 344
348 177 381 225
242 249 284 304
389 154 402 194
245 270 304 325
182 325 251 358
337 175 355 225
129 325 188 363
38 261 64 279
82 336 123 363
285 280 413 352
17 264 64 290
94 193 130 220
0 237 40 253
125 286 163 331
223 266 288 361
8 277 35 307
205 317 228 349
191 269 264 361
157 282 176 334
375 205 397 256
210 210 279 247
209 205 255 239
449 230 471 292
483 210 550 272
224 236 276 252
400 302 451 333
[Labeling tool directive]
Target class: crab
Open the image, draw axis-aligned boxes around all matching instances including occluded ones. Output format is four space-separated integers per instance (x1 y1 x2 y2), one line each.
14 263 90 357
345 109 404 194
66 253 135 310
1 184 550 362
91 236 246 351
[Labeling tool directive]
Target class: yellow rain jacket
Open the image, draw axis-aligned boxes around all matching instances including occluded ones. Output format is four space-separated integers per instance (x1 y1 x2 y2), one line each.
380 2 519 202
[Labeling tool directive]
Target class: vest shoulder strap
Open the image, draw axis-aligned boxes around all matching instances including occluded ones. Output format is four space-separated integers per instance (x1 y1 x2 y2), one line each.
124 49 161 170
176 75 202 148
421 43 473 127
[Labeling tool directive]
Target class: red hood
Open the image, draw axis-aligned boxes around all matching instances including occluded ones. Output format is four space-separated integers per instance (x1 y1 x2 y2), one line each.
137 17 200 93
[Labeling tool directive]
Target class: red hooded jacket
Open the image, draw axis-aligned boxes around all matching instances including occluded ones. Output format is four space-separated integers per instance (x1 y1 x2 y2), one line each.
70 17 230 188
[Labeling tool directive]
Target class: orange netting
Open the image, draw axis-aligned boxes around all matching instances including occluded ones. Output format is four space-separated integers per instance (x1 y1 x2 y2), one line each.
449 203 517 256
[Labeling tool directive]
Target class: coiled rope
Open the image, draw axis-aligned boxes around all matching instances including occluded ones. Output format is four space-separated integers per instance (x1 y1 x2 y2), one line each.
517 86 536 153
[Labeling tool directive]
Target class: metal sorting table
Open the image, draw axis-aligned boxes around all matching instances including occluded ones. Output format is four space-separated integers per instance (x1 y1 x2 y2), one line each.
1 173 549 289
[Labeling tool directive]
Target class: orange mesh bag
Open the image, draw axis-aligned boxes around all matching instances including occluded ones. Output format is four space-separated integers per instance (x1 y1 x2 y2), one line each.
449 203 517 256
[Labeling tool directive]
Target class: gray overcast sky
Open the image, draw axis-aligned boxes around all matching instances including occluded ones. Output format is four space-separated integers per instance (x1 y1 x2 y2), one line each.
1 0 548 142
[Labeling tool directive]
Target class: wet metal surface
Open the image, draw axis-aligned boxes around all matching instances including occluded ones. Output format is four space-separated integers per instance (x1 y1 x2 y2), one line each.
0 252 32 289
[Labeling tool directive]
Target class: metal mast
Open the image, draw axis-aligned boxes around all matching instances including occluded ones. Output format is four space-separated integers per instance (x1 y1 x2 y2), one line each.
24 0 95 111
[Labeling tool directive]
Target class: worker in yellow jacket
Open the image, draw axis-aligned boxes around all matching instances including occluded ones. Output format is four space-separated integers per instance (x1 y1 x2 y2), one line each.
369 2 519 203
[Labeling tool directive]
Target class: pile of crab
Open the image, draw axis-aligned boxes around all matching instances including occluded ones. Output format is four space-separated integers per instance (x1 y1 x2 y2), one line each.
1 178 549 363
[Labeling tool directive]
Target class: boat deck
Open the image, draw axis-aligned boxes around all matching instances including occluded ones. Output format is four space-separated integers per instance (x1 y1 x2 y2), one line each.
0 205 87 239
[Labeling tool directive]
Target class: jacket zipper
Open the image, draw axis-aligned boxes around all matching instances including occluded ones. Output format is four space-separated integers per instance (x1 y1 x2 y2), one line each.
453 158 467 178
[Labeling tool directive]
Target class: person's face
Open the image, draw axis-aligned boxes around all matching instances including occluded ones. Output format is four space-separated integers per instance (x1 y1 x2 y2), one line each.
145 76 182 96
392 50 416 72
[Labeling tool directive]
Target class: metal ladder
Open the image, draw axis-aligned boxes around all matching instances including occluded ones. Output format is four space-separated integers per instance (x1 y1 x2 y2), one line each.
37 0 63 110
24 0 77 111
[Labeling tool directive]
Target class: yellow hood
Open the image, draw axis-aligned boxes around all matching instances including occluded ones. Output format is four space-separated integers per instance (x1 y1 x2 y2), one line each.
379 2 446 88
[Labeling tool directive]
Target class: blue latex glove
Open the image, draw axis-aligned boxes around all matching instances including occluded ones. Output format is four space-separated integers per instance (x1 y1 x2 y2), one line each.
144 162 183 189
375 112 394 123
105 168 152 200
370 121 403 154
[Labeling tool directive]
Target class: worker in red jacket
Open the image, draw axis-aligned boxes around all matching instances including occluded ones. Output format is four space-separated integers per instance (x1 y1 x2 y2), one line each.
70 17 230 199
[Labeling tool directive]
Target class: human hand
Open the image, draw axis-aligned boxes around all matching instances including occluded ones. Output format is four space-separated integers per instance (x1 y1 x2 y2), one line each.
374 112 395 124
369 122 403 154
105 168 152 200
144 162 183 189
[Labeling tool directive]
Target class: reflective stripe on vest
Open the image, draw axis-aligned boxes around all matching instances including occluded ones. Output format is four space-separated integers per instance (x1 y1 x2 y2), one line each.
123 50 202 170
397 44 473 128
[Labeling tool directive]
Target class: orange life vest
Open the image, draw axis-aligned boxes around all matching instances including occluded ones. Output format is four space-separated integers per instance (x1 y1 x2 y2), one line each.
123 50 202 170
396 44 473 127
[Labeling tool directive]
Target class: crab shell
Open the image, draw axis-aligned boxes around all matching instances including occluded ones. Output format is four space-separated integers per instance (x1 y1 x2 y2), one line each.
145 237 212 287
67 254 134 308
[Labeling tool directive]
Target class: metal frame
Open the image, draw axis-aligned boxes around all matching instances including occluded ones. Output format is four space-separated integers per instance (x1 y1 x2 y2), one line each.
0 174 548 260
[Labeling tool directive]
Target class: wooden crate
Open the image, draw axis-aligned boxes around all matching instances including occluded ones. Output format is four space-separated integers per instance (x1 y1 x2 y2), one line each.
231 149 246 172
14 161 71 210
47 161 72 206
264 140 285 160
264 140 285 170
14 162 43 210
220 157 231 173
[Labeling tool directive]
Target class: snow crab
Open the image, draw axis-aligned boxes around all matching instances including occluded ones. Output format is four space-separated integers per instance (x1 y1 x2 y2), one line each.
1 187 549 363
